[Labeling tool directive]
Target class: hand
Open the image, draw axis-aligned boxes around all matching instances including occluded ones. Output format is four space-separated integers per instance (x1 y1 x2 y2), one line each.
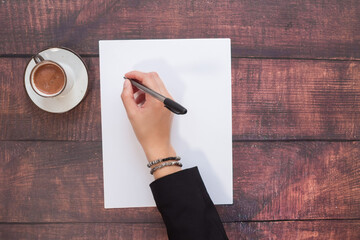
121 71 180 178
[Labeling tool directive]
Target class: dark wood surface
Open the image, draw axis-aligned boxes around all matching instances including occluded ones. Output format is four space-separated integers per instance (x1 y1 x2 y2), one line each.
0 0 359 239
1 58 360 141
0 0 359 60
1 221 359 240
1 141 359 223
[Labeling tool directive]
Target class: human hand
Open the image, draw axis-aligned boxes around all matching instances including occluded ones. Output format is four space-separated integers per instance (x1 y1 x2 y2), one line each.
121 71 177 163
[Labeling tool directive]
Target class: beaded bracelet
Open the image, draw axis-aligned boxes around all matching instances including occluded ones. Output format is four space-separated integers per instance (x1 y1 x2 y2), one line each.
147 156 181 168
150 161 183 175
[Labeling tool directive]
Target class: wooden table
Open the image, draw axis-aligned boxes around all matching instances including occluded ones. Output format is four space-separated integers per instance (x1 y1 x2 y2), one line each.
1 1 359 239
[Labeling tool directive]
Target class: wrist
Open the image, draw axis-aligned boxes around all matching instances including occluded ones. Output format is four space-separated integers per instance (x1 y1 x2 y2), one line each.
143 144 176 162
153 165 181 179
144 146 182 180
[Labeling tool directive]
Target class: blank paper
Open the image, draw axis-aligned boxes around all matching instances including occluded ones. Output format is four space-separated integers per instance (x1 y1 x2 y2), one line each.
99 39 232 208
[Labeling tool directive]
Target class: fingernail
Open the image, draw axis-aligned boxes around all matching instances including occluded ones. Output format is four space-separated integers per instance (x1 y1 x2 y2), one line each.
123 79 130 88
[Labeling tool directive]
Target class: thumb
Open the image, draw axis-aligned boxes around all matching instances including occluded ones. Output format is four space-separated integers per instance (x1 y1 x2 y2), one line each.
121 79 137 116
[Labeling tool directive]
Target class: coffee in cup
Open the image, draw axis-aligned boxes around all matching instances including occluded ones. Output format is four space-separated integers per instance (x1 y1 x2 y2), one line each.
30 54 67 97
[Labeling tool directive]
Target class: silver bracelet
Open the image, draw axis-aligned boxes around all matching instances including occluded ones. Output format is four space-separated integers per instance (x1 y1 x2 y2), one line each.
147 156 181 168
150 161 182 175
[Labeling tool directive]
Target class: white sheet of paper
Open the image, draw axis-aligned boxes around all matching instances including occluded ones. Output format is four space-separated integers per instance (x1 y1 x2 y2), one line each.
99 39 232 208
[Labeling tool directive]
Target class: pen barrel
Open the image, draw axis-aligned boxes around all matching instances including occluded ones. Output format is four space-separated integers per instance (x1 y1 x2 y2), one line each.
164 98 187 115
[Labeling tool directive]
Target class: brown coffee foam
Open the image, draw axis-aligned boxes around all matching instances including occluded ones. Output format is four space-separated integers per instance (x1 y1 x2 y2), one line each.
33 63 65 95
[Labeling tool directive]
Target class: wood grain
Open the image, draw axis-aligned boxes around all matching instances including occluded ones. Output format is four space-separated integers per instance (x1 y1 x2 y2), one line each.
1 58 360 141
0 221 359 240
228 221 360 240
0 0 359 59
230 141 360 221
232 58 360 140
0 223 167 240
1 141 359 222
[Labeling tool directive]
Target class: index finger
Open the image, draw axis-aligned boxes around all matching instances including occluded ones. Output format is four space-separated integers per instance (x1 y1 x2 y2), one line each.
125 71 160 92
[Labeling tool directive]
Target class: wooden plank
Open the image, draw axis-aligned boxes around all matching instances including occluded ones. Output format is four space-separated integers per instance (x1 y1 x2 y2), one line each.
1 141 359 222
229 221 360 239
0 223 167 240
0 221 359 240
229 141 360 221
0 141 162 223
232 58 360 140
1 58 360 141
0 0 359 59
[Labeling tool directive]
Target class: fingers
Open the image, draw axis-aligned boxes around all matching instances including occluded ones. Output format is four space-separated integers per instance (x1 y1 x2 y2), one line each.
125 71 172 99
125 71 160 91
121 79 138 117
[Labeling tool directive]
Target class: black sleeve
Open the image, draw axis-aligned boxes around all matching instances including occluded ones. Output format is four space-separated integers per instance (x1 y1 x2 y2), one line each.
150 167 229 240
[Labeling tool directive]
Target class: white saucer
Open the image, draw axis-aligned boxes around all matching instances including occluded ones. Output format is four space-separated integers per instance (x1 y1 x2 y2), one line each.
24 47 89 113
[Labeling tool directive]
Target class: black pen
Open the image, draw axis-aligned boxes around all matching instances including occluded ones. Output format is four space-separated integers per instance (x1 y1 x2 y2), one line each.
123 77 187 115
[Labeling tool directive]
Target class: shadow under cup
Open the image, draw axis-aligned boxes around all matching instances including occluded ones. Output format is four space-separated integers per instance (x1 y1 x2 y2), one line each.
30 60 67 98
